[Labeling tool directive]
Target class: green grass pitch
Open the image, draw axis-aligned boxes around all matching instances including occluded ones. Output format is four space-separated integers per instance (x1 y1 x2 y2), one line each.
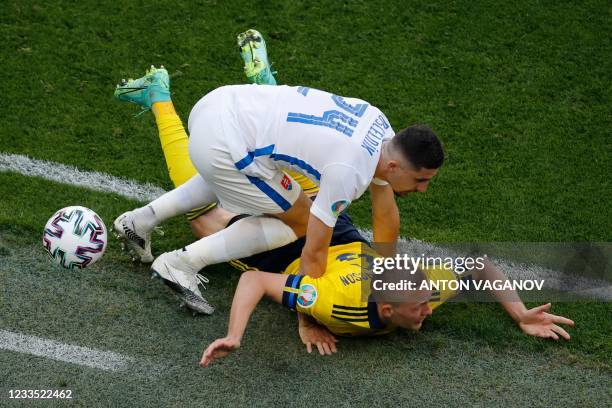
1 0 610 406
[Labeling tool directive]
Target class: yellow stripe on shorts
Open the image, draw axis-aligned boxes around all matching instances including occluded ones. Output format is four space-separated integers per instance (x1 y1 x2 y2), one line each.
186 202 219 221
285 170 319 195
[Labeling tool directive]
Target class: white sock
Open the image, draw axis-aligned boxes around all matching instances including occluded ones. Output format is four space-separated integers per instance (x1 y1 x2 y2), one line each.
133 174 217 230
132 205 157 231
183 216 298 268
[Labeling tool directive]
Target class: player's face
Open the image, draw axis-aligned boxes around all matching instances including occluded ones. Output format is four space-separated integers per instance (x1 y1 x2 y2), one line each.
387 165 438 197
391 299 433 331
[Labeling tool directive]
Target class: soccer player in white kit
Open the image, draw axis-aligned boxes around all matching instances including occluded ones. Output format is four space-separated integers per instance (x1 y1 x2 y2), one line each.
113 37 443 313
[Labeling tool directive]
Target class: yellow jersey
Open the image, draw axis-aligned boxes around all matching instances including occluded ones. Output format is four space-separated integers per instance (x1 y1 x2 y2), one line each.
281 242 461 337
281 242 394 336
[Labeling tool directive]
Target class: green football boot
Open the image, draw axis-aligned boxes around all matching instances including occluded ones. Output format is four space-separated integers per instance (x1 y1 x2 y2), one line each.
237 29 277 85
114 65 171 112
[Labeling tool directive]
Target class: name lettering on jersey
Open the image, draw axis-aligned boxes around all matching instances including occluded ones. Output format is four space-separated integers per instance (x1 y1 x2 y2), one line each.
339 271 371 286
336 252 374 286
360 114 390 156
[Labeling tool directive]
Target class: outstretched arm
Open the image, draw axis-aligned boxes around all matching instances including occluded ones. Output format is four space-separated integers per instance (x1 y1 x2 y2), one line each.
200 271 285 366
472 259 575 340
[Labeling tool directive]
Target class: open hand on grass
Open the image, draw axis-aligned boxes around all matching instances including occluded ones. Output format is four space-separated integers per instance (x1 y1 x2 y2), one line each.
299 318 338 355
518 303 575 340
200 336 241 367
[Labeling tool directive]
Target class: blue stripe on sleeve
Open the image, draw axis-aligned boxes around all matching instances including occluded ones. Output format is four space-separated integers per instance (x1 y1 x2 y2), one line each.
234 144 276 170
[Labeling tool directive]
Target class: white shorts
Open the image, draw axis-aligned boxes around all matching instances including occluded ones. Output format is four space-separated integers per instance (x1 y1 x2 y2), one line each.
188 89 301 215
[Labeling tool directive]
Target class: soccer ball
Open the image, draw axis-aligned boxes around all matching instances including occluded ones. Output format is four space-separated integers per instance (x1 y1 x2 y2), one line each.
43 206 108 269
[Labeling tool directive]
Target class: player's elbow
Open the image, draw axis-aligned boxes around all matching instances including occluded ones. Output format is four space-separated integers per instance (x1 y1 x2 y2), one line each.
306 269 324 279
239 271 283 303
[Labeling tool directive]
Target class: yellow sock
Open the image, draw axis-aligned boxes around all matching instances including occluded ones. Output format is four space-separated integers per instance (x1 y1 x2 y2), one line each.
152 102 197 187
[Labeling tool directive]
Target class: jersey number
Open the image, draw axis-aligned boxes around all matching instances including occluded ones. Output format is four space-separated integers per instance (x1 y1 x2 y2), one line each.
286 90 368 137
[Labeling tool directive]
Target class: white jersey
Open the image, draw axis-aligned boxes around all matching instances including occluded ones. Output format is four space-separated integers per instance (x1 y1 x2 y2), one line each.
188 84 394 227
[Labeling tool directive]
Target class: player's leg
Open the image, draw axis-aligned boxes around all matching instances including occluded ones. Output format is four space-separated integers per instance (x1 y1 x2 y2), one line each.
113 66 217 228
151 98 225 234
148 180 309 316
161 26 330 274
237 29 320 197
237 29 277 85
187 205 235 238
131 82 307 313
187 28 303 245
167 211 303 271
111 64 304 312
114 66 194 187
170 105 310 264
152 172 308 283
112 66 222 261
150 98 221 228
114 173 217 262
118 168 307 314
147 205 303 314
186 29 316 253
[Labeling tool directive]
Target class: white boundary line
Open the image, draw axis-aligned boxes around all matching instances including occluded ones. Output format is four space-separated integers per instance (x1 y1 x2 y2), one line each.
0 330 133 372
0 153 165 202
2 152 610 301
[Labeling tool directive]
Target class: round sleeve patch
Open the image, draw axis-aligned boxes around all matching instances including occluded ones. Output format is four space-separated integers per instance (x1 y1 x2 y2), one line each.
297 283 318 308
331 200 350 217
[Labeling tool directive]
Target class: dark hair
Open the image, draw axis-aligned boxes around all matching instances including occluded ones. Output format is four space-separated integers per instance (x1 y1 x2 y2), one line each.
392 125 444 170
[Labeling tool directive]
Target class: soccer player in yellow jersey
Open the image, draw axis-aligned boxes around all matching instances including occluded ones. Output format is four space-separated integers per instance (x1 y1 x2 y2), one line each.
199 245 575 365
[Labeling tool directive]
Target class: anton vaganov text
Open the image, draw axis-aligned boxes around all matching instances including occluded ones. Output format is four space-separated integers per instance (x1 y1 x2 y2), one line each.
373 279 546 292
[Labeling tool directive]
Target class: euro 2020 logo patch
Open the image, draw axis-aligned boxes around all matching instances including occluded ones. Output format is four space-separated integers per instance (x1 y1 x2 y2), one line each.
297 283 317 308
331 200 350 217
